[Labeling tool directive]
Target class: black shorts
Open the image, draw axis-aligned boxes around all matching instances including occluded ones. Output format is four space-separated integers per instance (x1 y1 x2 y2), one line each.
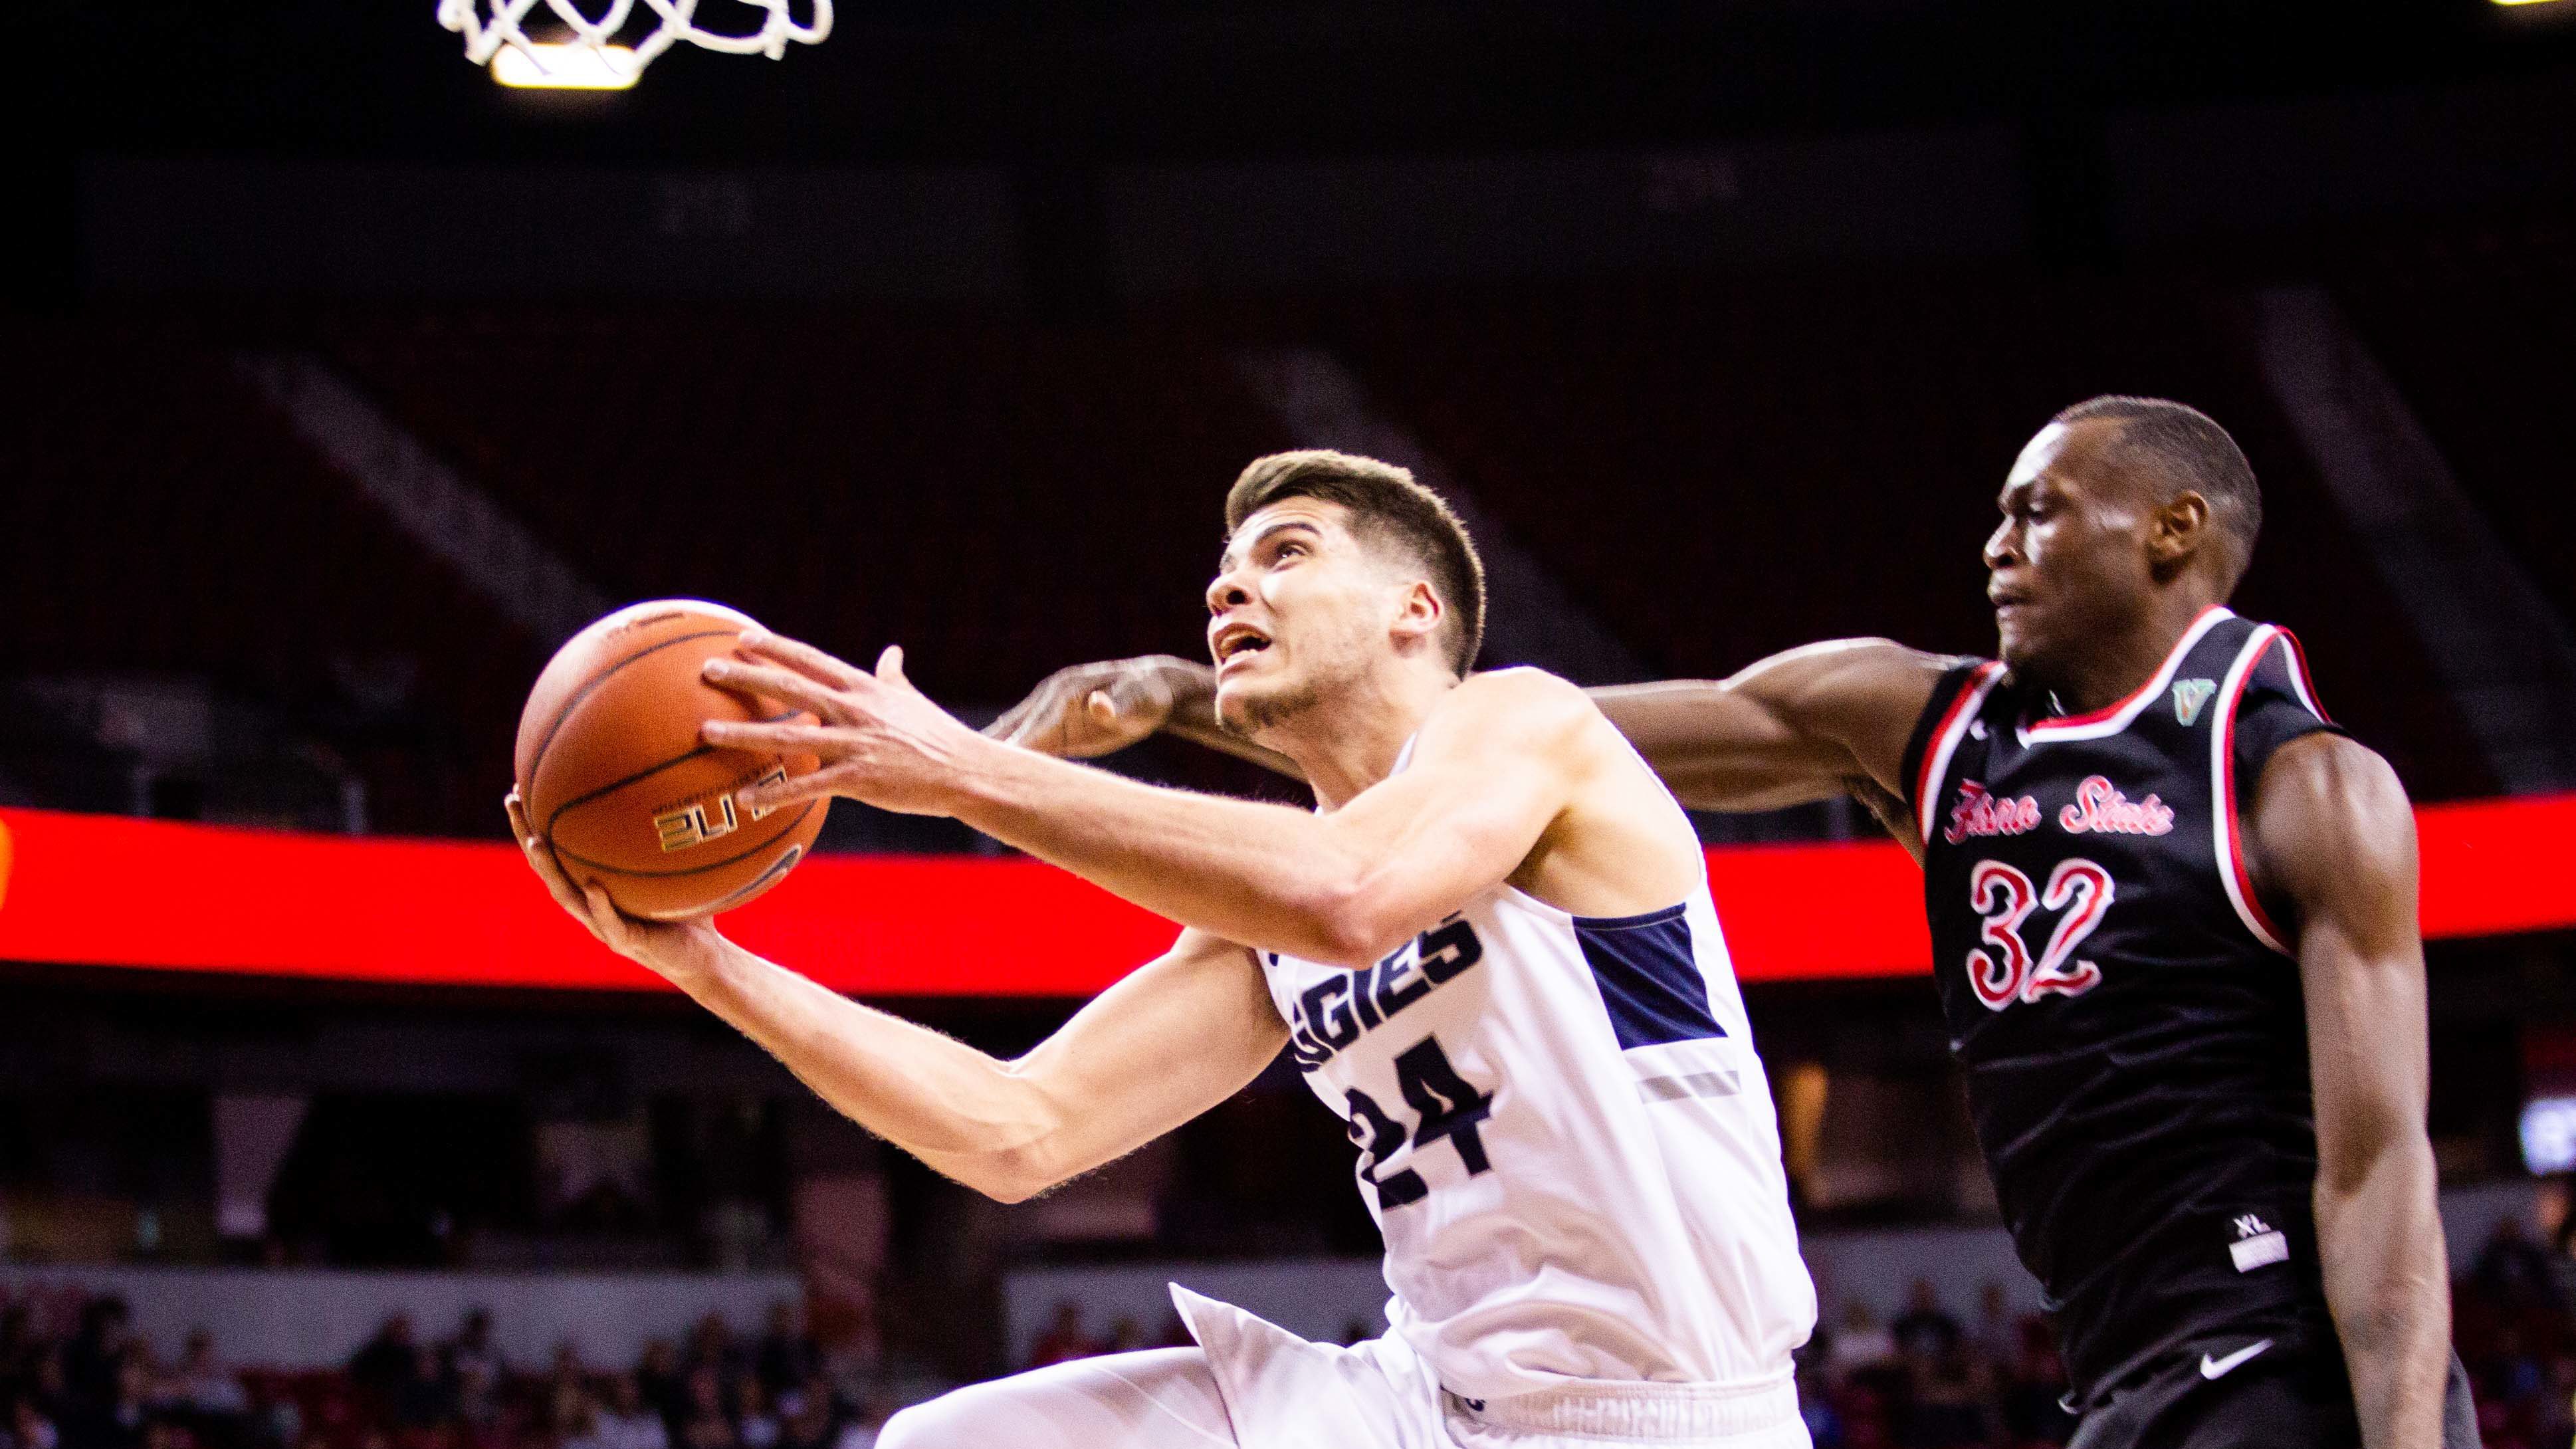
2068 1329 2478 1449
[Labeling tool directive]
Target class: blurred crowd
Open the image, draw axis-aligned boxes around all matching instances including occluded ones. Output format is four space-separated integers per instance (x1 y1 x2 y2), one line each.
1021 1301 1178 1369
1785 1208 2576 1449
2453 1208 2576 1449
1791 1280 2079 1449
12 1200 2576 1449
0 1299 895 1449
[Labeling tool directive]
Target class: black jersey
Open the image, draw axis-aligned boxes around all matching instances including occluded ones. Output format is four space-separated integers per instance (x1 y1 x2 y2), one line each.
1899 606 2347 1404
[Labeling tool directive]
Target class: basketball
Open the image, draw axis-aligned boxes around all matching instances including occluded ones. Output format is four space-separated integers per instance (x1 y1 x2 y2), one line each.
513 600 829 921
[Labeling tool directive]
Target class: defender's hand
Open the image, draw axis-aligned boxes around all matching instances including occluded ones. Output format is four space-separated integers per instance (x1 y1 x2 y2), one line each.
985 655 1202 759
505 789 719 977
700 632 986 816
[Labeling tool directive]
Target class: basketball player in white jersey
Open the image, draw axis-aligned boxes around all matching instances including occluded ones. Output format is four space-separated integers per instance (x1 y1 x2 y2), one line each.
505 449 1816 1448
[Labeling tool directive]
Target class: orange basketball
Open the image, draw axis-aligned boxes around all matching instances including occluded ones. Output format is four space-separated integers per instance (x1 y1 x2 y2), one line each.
514 600 829 921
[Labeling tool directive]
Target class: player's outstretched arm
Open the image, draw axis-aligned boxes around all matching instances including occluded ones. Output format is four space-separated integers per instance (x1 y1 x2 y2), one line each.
2246 735 2449 1449
506 794 1285 1204
705 636 1598 966
984 653 1296 774
1584 639 1953 815
981 641 1949 839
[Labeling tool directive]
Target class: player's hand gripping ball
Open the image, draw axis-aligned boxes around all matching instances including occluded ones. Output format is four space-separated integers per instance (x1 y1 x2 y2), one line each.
696 633 1002 820
512 600 829 921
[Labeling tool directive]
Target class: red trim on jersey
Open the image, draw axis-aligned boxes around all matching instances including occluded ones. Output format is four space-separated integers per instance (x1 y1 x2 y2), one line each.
2272 627 2331 723
2022 604 2226 735
1915 661 2004 843
2218 630 2292 950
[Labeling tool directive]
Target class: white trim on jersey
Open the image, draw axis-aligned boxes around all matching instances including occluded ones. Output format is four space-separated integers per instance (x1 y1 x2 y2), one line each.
2274 631 2329 721
1390 733 1420 773
1915 663 2006 847
2210 624 2293 955
2016 606 2235 746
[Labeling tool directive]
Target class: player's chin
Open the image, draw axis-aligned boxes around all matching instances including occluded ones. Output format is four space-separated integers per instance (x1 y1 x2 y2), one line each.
1992 606 2043 669
1994 629 2039 675
1211 681 1261 735
1214 671 1297 736
1998 627 2074 682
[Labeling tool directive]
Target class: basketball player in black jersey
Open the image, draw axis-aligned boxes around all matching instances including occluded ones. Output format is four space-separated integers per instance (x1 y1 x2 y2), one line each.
992 396 2475 1449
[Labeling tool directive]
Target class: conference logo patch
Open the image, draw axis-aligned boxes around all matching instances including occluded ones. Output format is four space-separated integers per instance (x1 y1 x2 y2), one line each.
2173 678 2218 727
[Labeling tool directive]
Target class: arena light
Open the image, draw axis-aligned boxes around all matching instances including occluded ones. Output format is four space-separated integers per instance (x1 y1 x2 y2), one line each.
490 43 641 89
0 796 2569 995
2521 1097 2576 1174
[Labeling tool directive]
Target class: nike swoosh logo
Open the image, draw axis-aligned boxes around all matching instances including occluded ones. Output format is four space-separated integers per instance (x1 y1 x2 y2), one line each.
2199 1339 2274 1380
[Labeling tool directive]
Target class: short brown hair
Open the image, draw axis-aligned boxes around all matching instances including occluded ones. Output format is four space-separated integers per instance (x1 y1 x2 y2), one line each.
1224 450 1487 677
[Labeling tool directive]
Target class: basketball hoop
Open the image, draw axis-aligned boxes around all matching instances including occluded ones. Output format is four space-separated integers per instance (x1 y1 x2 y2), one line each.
439 0 831 88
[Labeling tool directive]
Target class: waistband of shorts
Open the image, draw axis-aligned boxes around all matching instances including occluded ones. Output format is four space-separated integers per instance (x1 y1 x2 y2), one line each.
1446 1373 1800 1440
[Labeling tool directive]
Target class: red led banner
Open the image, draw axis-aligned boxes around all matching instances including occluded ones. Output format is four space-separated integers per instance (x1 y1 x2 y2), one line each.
0 798 2568 995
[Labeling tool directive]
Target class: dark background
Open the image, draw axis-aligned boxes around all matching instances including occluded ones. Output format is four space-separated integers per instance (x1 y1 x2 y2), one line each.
1 1 2573 1439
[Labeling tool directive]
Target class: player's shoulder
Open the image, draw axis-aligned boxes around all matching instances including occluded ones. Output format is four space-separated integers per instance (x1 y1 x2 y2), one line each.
1776 635 1961 670
1446 667 1600 732
1455 664 1588 707
2252 730 2408 822
1750 643 1981 776
1739 637 1970 707
2244 732 2414 899
1421 667 1608 760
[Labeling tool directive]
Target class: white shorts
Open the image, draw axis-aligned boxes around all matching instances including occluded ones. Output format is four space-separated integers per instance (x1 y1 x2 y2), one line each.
1170 1286 1813 1449
879 1288 1808 1449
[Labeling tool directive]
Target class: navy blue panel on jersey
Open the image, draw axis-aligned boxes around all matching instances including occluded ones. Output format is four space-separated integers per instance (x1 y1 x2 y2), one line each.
1575 903 1724 1050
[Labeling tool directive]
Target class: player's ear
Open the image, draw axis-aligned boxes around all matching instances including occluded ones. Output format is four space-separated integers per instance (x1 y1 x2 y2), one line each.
2147 491 2211 575
1390 578 1444 652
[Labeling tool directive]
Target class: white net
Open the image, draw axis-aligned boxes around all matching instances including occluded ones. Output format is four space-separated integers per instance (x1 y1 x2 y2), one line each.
439 0 831 82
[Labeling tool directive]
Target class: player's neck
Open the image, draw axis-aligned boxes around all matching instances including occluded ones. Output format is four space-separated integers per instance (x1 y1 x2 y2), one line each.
2048 588 2223 717
1265 663 1455 810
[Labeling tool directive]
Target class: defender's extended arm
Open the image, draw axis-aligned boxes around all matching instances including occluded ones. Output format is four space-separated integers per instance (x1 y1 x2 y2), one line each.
2248 734 2449 1449
986 653 1295 774
1585 639 1950 814
984 641 1948 841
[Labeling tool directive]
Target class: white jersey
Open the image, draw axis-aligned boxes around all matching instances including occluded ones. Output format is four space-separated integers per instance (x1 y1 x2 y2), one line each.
1260 762 1816 1406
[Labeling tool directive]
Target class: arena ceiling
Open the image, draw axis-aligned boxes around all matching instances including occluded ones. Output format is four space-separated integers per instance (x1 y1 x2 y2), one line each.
25 0 2574 167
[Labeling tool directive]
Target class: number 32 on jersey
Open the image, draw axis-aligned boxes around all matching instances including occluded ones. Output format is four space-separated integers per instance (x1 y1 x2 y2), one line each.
1966 857 2113 1010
